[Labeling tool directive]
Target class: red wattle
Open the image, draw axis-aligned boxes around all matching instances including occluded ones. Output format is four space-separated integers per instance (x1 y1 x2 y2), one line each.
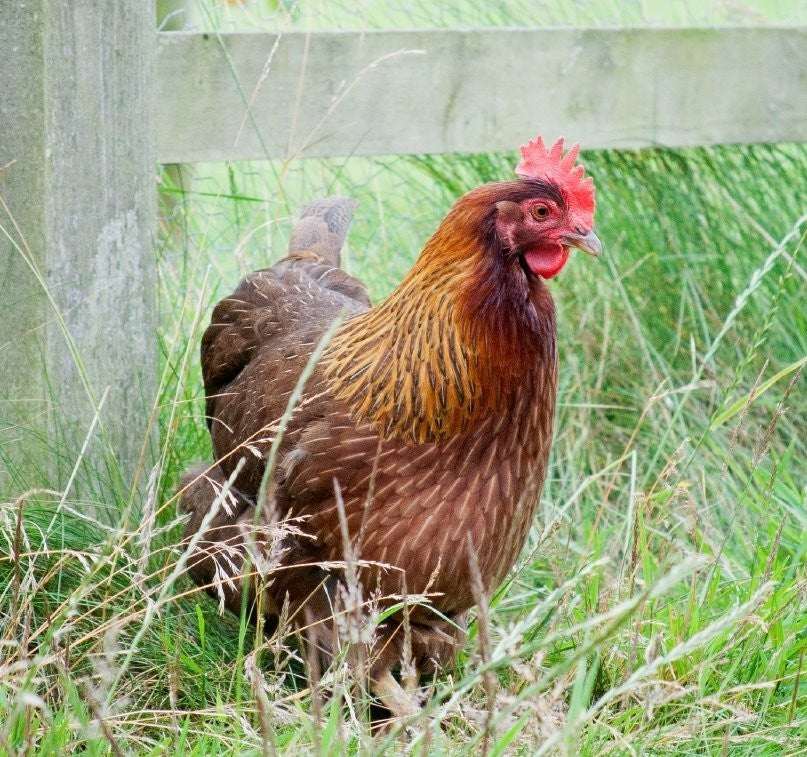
524 244 569 279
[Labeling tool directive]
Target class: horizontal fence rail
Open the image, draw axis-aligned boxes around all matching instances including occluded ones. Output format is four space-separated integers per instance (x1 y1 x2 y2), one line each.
156 27 807 162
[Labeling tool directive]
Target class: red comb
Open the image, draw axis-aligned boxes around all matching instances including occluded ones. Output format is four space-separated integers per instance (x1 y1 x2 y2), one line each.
515 136 595 224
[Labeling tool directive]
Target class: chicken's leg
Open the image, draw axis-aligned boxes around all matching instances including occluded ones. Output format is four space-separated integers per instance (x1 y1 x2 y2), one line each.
371 669 421 719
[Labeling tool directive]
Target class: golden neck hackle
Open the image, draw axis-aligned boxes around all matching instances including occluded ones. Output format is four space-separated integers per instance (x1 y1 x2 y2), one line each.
324 196 556 444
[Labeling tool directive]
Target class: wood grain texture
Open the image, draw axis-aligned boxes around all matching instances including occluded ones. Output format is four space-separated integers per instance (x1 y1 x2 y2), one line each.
0 2 156 505
156 26 807 163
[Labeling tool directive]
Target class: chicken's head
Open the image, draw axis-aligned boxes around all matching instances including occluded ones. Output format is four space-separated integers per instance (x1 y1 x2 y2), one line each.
495 136 601 279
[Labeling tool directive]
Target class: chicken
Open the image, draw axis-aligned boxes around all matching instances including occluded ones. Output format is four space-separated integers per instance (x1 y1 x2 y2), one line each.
179 136 600 717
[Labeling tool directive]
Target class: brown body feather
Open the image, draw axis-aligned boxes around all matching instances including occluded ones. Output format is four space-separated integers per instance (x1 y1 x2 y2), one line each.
181 186 560 697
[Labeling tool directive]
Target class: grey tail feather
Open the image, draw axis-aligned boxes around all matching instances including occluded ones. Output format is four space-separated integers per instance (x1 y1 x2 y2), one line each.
287 196 358 267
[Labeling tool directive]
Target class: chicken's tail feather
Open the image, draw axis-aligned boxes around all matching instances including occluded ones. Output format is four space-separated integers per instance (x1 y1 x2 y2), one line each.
288 196 358 268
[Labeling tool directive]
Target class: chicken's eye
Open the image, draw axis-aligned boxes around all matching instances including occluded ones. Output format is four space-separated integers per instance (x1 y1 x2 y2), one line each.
531 204 550 220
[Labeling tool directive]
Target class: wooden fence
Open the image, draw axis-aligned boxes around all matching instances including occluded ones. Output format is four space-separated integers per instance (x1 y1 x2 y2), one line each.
157 27 807 161
1 3 805 503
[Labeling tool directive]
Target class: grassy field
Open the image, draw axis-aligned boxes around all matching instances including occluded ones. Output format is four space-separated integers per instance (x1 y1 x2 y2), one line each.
2 1 806 754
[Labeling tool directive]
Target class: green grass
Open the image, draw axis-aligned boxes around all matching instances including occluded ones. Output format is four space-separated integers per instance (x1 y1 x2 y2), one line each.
2 2 807 754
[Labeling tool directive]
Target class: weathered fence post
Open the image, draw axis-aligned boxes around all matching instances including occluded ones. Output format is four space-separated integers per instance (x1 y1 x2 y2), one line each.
0 2 157 514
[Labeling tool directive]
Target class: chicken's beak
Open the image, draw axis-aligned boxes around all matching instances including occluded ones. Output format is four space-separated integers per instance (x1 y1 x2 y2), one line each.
563 230 602 257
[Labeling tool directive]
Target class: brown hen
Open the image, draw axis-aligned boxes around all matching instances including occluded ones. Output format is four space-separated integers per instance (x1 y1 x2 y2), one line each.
179 137 601 717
